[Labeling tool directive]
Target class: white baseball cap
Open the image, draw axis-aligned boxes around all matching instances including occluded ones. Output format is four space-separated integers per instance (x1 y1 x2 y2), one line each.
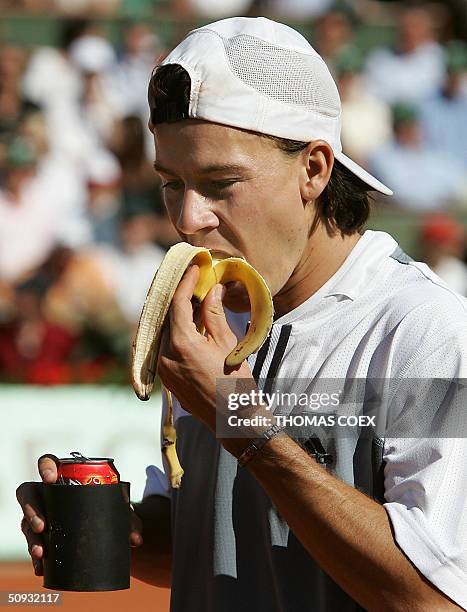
156 16 392 196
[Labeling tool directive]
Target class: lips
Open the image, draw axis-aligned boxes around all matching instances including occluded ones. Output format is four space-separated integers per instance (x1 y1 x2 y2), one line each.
186 243 240 260
210 249 235 260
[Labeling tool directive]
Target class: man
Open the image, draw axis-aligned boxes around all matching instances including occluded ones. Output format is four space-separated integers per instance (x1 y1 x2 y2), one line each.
17 17 467 611
364 4 445 104
418 41 467 170
419 214 467 297
336 48 391 164
0 137 57 283
368 102 466 210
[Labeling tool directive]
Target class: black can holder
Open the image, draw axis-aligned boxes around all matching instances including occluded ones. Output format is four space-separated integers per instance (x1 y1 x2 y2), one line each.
41 482 130 591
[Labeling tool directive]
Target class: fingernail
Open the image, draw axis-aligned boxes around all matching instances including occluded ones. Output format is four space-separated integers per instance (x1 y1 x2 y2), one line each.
31 544 40 556
132 533 143 546
31 516 42 530
41 469 54 482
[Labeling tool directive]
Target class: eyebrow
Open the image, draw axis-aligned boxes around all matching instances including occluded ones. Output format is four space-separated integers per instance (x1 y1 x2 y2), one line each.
153 161 248 176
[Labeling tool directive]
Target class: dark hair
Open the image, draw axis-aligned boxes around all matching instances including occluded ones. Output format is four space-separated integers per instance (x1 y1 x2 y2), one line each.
59 18 90 51
148 64 373 234
262 135 373 234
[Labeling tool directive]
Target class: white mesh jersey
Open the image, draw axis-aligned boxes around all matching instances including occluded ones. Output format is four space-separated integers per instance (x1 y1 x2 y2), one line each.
144 230 467 611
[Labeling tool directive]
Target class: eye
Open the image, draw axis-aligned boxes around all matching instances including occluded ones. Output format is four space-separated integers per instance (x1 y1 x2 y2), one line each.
203 180 238 196
212 180 238 188
161 180 183 191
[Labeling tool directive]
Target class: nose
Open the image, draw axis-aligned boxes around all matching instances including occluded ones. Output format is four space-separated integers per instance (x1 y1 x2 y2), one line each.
175 188 219 237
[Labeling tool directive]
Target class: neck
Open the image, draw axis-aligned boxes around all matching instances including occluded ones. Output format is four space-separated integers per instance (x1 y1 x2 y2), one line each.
273 224 361 319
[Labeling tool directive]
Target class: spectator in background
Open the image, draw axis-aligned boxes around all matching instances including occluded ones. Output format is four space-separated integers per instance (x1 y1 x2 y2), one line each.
336 47 391 166
109 114 156 191
419 213 467 296
18 111 89 247
313 6 356 75
84 149 122 245
253 0 333 20
365 4 445 103
0 14 177 386
108 114 180 248
0 45 38 139
95 202 166 325
175 0 253 19
418 40 467 169
69 32 124 142
0 273 78 384
53 0 120 17
22 20 104 162
0 138 58 282
110 22 161 122
42 245 129 363
22 19 87 111
368 102 467 210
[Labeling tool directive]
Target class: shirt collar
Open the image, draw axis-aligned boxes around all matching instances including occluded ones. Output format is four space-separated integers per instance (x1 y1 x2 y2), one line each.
274 230 398 325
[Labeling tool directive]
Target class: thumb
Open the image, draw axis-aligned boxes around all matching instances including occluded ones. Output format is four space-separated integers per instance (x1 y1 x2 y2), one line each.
130 530 143 548
130 506 143 548
202 284 236 347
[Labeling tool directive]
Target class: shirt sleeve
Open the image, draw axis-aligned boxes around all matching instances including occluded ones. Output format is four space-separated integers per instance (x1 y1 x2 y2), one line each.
383 437 467 610
382 310 467 609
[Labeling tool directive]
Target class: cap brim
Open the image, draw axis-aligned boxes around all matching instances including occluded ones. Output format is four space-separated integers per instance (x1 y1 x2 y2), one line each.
335 151 393 196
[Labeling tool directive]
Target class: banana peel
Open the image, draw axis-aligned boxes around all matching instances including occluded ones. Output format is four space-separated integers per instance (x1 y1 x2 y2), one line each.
131 242 273 488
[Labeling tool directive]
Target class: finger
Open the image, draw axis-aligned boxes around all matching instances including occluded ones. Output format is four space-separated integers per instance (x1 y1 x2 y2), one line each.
23 503 45 533
33 559 44 577
130 530 143 547
16 484 46 533
21 517 44 575
22 522 44 559
38 454 59 483
130 507 143 547
201 284 237 348
193 302 203 332
169 265 200 335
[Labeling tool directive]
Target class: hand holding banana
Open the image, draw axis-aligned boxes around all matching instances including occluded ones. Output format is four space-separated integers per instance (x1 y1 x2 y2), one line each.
131 243 274 488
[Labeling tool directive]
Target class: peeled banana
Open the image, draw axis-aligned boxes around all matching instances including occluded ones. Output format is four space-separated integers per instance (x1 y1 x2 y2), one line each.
131 242 273 487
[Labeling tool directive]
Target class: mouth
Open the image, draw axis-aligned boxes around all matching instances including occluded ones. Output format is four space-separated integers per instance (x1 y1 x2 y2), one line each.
210 249 236 260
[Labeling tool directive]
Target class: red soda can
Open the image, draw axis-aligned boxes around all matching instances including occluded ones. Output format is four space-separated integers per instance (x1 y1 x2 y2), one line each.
57 452 120 485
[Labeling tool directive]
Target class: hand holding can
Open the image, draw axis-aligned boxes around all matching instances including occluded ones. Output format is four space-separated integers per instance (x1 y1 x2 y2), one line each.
16 452 143 584
16 454 59 576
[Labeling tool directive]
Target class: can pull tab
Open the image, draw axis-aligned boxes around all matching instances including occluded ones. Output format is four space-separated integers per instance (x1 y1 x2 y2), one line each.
70 451 90 461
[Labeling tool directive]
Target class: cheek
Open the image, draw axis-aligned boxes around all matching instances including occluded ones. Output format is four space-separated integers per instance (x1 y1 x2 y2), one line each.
231 183 308 295
162 192 181 223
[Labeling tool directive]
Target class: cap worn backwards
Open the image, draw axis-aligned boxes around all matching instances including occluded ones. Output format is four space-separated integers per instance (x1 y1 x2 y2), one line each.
158 16 392 196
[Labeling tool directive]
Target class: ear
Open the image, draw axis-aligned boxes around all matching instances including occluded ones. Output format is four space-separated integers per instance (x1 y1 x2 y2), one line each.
298 140 334 203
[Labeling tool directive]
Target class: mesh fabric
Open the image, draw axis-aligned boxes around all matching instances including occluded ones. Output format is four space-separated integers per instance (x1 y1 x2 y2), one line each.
223 34 340 117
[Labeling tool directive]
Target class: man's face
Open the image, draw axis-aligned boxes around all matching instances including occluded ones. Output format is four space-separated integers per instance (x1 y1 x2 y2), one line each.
153 120 314 298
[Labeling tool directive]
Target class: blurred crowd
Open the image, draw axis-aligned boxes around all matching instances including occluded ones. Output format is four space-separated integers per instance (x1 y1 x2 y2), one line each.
0 0 466 384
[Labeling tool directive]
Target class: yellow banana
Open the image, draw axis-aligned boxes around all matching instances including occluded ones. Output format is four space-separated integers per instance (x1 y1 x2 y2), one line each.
131 241 273 488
